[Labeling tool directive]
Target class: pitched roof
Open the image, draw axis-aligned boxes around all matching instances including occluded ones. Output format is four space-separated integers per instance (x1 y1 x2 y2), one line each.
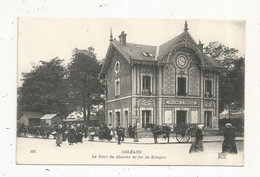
101 27 224 75
19 112 44 119
112 41 157 61
157 33 183 59
40 114 59 120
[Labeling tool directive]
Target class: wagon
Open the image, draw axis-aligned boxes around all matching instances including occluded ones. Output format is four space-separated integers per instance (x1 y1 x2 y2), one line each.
173 124 198 143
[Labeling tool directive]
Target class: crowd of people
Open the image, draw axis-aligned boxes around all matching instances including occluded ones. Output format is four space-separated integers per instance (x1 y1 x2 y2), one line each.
18 122 238 154
54 123 138 146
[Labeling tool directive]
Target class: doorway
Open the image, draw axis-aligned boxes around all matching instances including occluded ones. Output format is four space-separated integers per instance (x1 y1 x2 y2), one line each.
176 110 187 127
204 111 212 128
142 110 151 128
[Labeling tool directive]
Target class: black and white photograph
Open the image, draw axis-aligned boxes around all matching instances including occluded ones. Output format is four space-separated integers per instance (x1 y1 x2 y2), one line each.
16 18 245 165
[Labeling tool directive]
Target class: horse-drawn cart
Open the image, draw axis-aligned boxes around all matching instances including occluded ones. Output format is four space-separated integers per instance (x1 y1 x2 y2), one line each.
174 125 197 143
145 123 199 143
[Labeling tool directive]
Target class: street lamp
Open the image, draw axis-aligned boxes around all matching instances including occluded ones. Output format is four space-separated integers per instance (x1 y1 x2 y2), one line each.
134 105 139 142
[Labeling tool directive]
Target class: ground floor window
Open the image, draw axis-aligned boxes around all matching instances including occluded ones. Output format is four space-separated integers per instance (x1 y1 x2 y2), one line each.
124 111 128 128
116 112 120 127
204 111 212 127
142 110 151 128
109 112 112 125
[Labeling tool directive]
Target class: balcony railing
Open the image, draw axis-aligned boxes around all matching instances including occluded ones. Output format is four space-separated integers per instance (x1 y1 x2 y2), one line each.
205 92 213 98
142 89 151 96
177 92 187 96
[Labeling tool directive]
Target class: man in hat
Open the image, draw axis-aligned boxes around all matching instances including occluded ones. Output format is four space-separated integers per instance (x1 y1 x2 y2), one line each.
116 124 123 145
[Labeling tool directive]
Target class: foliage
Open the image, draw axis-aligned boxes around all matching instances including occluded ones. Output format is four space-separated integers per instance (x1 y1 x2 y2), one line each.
204 42 244 115
67 47 104 124
18 58 70 118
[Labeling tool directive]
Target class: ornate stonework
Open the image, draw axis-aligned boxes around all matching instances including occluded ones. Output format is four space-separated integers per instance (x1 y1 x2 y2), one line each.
163 65 175 95
204 72 213 78
189 66 200 96
138 98 155 108
140 66 152 73
203 100 215 108
163 98 200 107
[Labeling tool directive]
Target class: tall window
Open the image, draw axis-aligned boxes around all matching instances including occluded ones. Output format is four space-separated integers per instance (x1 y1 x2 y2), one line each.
142 110 151 128
142 76 151 95
124 111 128 128
109 112 112 125
204 111 212 128
116 112 120 127
178 77 186 96
205 80 212 98
115 78 120 97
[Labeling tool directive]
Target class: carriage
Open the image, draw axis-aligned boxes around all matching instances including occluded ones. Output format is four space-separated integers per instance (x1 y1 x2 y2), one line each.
173 124 198 142
145 123 199 143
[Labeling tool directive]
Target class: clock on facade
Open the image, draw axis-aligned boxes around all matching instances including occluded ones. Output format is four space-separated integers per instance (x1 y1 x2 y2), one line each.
176 55 188 68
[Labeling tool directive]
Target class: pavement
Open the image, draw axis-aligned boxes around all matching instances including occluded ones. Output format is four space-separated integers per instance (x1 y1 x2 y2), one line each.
21 135 244 145
94 136 244 144
16 136 244 165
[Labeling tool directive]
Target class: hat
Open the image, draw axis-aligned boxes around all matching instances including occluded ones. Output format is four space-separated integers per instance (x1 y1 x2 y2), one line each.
225 123 232 128
198 124 204 129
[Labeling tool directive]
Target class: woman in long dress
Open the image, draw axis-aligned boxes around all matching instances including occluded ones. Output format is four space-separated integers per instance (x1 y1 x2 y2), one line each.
189 124 204 153
56 124 63 147
222 123 237 154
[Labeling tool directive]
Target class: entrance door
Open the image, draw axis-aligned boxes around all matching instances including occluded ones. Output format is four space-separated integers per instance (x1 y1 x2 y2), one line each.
142 110 151 128
116 112 120 127
204 111 212 128
176 110 187 127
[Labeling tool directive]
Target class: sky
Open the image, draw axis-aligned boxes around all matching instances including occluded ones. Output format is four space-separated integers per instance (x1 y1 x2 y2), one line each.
18 18 245 86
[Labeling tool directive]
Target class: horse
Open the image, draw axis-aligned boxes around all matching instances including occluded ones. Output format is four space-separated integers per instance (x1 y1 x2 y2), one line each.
145 123 171 143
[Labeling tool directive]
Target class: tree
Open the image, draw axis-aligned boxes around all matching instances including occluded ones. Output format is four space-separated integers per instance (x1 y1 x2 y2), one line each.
67 47 104 125
204 42 244 117
18 58 70 118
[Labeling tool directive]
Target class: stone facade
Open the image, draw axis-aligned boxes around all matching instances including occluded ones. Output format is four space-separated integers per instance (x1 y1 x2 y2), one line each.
100 23 223 131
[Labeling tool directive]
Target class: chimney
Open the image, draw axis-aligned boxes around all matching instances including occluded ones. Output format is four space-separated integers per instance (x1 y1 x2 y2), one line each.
198 40 204 52
118 31 127 45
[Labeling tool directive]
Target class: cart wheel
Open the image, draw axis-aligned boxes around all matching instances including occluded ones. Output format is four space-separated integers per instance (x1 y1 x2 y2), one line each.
176 133 188 142
185 127 197 142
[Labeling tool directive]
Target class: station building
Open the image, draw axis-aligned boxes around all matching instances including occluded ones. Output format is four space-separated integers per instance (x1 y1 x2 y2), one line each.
100 22 224 131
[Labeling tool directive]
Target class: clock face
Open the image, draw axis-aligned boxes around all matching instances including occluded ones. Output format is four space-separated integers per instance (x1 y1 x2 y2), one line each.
177 55 188 68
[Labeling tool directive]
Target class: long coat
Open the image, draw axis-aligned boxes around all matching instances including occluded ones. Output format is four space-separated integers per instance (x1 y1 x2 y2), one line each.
68 128 76 143
222 127 237 153
106 126 113 140
76 127 83 143
189 129 203 153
